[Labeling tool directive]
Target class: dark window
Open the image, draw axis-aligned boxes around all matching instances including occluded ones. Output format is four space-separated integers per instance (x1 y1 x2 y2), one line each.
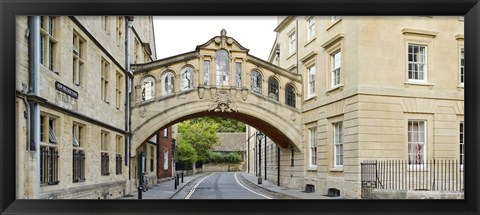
40 146 59 185
101 152 110 175
268 77 279 101
285 84 296 108
291 148 294 166
116 154 122 175
73 150 85 182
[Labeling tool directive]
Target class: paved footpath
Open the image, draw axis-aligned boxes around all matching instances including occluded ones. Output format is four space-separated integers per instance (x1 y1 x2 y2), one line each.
119 173 208 199
237 172 343 199
119 172 343 199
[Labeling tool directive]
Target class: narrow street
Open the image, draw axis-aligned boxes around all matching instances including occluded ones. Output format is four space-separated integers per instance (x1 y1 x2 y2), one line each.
185 172 271 199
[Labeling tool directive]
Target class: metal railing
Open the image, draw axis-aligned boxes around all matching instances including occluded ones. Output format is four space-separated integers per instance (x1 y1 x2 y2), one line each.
361 160 464 198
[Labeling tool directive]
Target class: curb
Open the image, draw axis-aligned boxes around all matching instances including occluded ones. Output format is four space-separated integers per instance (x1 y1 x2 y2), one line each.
237 173 299 199
169 173 208 199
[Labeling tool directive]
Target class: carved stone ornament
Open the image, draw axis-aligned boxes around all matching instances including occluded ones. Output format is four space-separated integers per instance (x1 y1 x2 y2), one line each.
139 106 147 118
198 86 205 99
209 89 237 112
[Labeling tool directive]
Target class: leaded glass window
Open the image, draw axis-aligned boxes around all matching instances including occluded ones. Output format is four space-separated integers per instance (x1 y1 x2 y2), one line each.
203 60 210 85
216 49 229 86
141 76 155 101
236 62 242 88
162 72 175 96
268 77 279 101
251 70 262 94
181 67 194 91
285 84 296 108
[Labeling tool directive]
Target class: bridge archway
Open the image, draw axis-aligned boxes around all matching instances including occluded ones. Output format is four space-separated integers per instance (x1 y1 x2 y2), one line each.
130 29 303 157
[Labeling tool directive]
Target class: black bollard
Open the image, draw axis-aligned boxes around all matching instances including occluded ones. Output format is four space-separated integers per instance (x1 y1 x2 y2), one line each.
181 172 184 183
174 176 177 189
138 187 142 199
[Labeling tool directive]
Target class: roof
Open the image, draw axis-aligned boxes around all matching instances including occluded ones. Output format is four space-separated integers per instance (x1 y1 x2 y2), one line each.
214 133 246 152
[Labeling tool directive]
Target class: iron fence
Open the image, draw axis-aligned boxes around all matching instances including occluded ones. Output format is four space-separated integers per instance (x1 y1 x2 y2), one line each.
361 160 464 199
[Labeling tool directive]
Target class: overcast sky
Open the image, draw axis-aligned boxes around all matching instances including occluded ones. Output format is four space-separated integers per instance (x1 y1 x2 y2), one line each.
153 16 278 61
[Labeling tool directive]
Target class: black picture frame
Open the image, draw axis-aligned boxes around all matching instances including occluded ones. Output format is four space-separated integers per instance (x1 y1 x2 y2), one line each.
1 0 479 215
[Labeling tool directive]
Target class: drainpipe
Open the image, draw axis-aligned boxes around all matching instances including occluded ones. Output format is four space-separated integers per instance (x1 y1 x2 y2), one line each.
247 127 249 173
125 16 134 180
264 135 267 181
28 16 41 199
277 146 280 186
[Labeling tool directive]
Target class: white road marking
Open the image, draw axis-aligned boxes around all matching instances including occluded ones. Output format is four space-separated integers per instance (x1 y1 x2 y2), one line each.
234 173 273 199
185 173 215 199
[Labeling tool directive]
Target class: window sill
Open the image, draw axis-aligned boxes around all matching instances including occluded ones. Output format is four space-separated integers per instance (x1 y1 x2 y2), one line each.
304 95 317 102
326 19 342 31
404 81 434 89
330 167 344 172
307 166 317 171
286 52 297 60
326 84 344 95
457 84 464 89
304 37 316 47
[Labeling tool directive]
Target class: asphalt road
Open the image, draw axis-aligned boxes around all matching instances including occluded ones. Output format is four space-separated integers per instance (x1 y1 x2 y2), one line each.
186 172 270 199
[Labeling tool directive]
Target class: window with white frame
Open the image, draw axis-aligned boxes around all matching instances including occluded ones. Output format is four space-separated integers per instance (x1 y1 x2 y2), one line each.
250 70 262 94
408 120 426 165
307 17 315 41
309 127 317 168
307 65 316 97
216 49 229 86
408 44 427 81
334 122 343 167
162 72 175 96
181 67 194 91
116 135 123 175
203 60 210 85
72 31 85 86
141 76 155 101
460 48 464 85
331 50 341 87
289 31 296 55
164 151 169 170
460 121 464 166
164 128 168 137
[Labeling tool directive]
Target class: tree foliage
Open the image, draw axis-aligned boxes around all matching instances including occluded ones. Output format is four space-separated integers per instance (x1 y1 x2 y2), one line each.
178 120 219 164
207 151 242 164
189 117 246 132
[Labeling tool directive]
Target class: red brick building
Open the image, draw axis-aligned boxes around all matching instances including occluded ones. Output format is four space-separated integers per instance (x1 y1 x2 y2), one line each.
157 126 176 179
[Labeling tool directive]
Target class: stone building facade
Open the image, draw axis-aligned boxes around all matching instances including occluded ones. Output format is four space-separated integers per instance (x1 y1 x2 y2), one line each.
15 16 156 199
247 16 464 198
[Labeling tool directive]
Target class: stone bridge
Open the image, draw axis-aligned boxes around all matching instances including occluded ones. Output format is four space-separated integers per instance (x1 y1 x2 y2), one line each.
130 30 303 156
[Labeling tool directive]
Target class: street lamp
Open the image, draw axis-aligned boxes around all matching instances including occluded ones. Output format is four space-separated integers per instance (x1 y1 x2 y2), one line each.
256 131 264 184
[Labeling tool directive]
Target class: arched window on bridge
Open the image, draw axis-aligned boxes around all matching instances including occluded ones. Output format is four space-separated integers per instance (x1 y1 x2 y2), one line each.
181 66 194 91
268 77 279 101
285 84 296 108
216 49 229 86
141 76 155 101
251 70 262 94
162 72 175 96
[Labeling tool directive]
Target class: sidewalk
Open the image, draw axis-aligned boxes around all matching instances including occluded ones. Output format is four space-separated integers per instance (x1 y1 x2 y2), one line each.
238 172 343 199
120 173 207 199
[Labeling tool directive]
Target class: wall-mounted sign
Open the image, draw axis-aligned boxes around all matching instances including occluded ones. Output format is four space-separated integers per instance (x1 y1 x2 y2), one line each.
55 81 78 99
